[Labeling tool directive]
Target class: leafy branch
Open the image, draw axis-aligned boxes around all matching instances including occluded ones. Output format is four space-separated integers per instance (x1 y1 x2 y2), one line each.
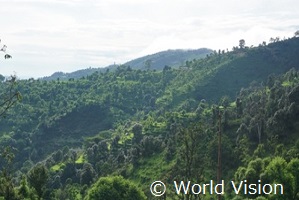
0 76 22 117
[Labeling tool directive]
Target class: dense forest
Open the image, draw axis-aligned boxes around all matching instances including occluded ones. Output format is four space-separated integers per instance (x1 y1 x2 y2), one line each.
1 36 299 199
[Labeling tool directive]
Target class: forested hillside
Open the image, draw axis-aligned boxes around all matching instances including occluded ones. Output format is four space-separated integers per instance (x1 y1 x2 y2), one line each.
1 37 299 199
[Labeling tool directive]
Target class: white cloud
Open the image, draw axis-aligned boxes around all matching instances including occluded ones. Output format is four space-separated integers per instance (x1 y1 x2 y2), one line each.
1 0 299 78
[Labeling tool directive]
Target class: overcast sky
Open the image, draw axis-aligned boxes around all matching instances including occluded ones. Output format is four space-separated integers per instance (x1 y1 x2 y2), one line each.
1 0 299 78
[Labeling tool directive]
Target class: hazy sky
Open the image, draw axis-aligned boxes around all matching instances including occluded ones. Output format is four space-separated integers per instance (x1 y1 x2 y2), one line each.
1 0 299 78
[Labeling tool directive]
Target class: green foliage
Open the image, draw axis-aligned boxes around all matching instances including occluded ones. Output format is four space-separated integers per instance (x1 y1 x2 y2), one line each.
132 123 143 144
0 147 18 200
0 75 21 117
234 157 299 199
75 154 84 164
176 123 207 180
17 175 31 199
50 163 65 172
80 163 97 185
27 163 49 199
84 176 146 200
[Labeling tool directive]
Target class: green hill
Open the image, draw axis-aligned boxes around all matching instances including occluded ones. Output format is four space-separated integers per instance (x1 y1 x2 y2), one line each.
1 37 299 199
165 37 299 103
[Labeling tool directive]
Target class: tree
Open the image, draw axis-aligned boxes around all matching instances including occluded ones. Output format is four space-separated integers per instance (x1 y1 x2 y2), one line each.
175 123 206 200
269 37 275 43
263 157 293 200
295 30 299 37
27 163 49 199
287 158 299 199
140 135 162 157
84 176 146 200
0 40 21 117
0 146 18 200
236 97 243 117
17 175 31 199
239 39 245 49
80 163 97 185
262 41 267 46
132 123 143 144
0 75 22 117
0 41 22 200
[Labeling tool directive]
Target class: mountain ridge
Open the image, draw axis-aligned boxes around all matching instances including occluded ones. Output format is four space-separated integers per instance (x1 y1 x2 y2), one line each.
41 48 212 81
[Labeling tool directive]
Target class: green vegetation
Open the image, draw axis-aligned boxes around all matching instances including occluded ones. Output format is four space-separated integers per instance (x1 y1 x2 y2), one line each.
1 36 299 199
84 176 146 200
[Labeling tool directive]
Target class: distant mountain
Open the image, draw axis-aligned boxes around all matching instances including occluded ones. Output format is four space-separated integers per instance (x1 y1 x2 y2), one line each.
41 68 106 81
41 48 212 81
